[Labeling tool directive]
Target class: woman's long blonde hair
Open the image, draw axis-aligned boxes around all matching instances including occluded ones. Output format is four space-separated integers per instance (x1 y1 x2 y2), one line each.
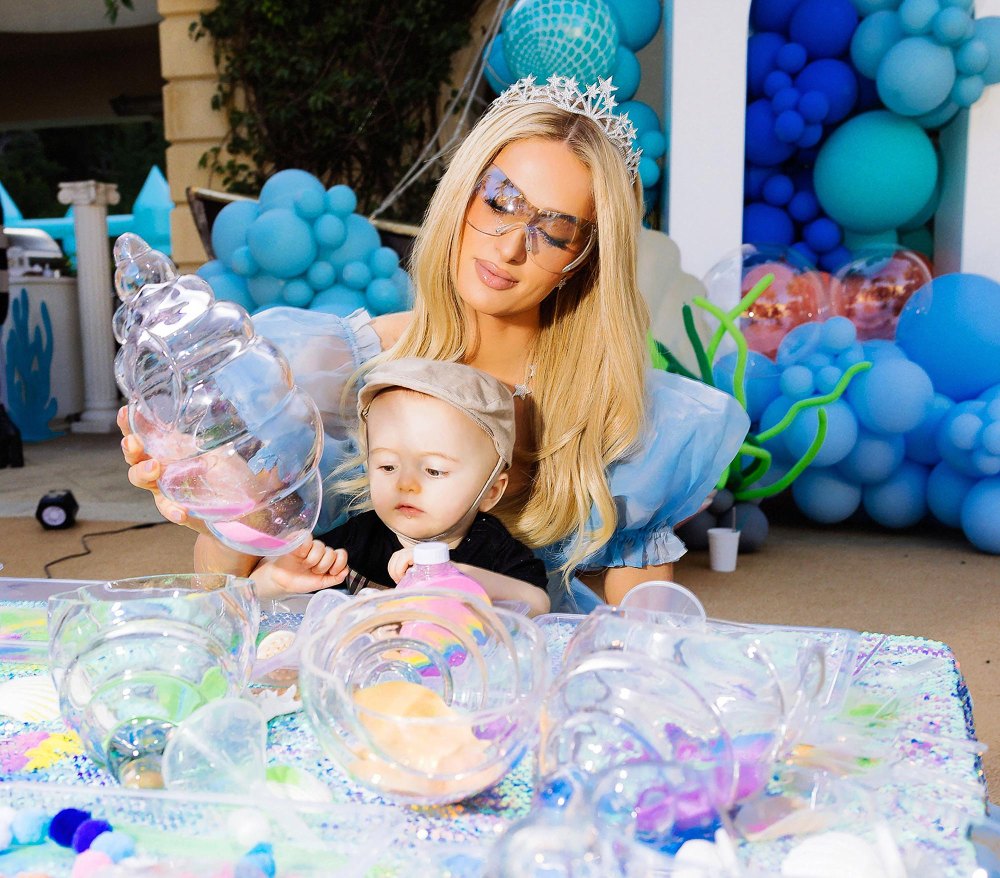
375 101 650 579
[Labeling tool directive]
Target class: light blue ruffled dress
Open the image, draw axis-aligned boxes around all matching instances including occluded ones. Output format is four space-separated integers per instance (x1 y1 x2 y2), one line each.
254 307 750 613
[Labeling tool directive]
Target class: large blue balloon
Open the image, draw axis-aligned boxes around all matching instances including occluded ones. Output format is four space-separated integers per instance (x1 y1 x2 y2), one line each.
837 428 905 484
793 468 863 523
789 0 859 59
503 0 618 84
877 37 957 116
605 0 660 51
743 203 795 247
961 477 1000 553
814 111 938 234
927 460 977 527
896 273 1000 401
784 399 859 466
211 201 260 264
795 59 859 124
748 32 787 99
862 460 929 528
246 209 317 279
713 351 782 424
851 10 904 80
845 356 934 434
745 100 797 167
259 169 326 212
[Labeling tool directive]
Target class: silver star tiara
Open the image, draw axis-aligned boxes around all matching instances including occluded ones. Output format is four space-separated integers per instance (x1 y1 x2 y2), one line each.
484 75 642 182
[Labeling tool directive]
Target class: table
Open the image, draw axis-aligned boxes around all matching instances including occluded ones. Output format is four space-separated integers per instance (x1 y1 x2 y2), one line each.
0 577 988 876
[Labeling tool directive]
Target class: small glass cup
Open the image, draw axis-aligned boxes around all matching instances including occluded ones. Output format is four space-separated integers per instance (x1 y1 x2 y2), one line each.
48 573 259 787
299 589 548 805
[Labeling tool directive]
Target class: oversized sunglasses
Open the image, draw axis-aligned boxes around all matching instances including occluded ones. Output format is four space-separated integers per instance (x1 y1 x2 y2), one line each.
465 165 596 274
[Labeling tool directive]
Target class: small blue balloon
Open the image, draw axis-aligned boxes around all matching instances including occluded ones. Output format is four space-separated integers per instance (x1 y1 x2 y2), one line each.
743 202 795 246
325 185 358 218
898 0 940 35
390 267 414 300
877 37 956 116
804 351 833 372
616 100 660 136
847 356 935 434
974 18 1000 86
307 260 336 290
282 279 314 307
211 201 260 264
327 214 381 270
366 277 408 316
834 342 867 371
745 166 775 201
913 99 961 129
638 155 661 188
927 460 976 526
259 169 325 212
774 109 806 143
197 259 229 280
955 38 990 76
780 364 815 400
820 315 857 352
309 284 368 316
611 46 642 102
764 70 794 98
785 399 859 466
341 260 372 290
776 42 808 74
837 428 906 484
368 246 400 279
247 275 286 307
937 400 988 476
713 351 782 423
638 130 668 159
294 189 326 220
850 10 904 80
748 32 788 98
314 214 347 249
207 270 254 312
230 245 258 278
789 0 859 59
960 477 1000 552
246 209 317 279
798 90 830 124
863 460 929 528
789 191 820 223
777 322 824 367
804 218 841 253
793 467 863 523
815 364 844 394
952 74 984 107
772 87 801 114
762 174 794 207
933 6 973 44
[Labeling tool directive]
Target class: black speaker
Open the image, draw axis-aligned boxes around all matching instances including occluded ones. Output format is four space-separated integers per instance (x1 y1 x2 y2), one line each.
36 490 79 529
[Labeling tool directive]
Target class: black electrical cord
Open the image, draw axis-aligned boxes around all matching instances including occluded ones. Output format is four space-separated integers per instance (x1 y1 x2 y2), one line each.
43 522 167 578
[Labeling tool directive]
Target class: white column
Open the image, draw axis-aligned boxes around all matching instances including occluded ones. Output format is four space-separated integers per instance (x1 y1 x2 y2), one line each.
935 0 1000 277
662 0 752 282
58 181 121 434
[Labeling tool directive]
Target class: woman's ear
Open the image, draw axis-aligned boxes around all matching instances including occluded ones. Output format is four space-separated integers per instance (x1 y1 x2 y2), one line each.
478 472 509 513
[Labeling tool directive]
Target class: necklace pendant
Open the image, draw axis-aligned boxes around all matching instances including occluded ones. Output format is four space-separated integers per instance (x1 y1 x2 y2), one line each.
513 363 536 399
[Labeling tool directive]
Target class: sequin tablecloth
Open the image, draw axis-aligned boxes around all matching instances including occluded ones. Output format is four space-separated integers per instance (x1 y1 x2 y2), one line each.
0 590 987 877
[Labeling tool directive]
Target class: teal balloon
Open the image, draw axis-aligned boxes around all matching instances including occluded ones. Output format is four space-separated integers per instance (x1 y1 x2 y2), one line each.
282 279 314 307
605 0 661 51
842 228 898 250
211 200 259 264
862 460 929 528
503 0 619 84
366 278 408 315
793 468 863 523
639 129 668 159
325 185 358 218
616 99 660 135
341 260 372 290
310 285 368 316
899 225 934 257
327 214 381 270
246 209 317 279
877 38 956 116
611 46 641 102
961 477 1000 552
974 18 1000 85
206 270 254 312
927 460 976 526
851 11 904 80
259 169 325 212
484 33 514 94
913 99 961 129
247 275 285 307
955 38 989 76
952 74 984 107
314 214 347 249
814 111 938 234
368 246 400 279
900 177 941 231
307 261 335 290
898 0 939 35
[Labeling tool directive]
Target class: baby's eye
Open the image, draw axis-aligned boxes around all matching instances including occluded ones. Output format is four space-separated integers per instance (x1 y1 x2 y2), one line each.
424 467 447 478
377 464 396 473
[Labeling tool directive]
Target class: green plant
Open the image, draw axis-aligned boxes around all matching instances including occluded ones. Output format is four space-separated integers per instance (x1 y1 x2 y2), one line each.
191 0 483 220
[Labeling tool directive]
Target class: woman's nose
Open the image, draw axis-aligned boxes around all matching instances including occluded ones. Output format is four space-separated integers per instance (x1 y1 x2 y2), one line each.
495 224 528 265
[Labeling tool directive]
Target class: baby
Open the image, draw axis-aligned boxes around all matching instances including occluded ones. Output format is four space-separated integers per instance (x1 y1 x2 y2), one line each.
253 358 550 615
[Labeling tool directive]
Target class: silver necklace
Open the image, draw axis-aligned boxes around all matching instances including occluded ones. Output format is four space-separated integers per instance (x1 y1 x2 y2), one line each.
513 363 536 399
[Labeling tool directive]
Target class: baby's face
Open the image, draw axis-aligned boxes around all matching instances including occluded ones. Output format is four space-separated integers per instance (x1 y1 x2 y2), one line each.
365 389 501 540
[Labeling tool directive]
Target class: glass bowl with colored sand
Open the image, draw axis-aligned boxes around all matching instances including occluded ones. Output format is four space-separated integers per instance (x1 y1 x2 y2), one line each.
299 589 548 805
47 573 259 787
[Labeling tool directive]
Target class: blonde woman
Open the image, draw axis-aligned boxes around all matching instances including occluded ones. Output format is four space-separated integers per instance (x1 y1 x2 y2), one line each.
122 76 749 611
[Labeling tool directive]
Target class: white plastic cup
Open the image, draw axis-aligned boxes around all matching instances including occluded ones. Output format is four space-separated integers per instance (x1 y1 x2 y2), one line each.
707 528 740 573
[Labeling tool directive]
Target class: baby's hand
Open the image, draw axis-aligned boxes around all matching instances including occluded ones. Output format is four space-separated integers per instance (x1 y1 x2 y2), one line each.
252 538 349 599
387 547 415 584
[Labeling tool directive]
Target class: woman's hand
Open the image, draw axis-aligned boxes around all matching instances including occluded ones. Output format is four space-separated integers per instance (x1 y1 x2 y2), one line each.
249 539 349 599
118 406 206 531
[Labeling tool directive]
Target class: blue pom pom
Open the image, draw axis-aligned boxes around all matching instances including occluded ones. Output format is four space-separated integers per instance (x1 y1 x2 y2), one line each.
49 808 91 848
961 477 1000 552
11 808 50 845
863 461 929 528
72 818 113 853
90 831 137 863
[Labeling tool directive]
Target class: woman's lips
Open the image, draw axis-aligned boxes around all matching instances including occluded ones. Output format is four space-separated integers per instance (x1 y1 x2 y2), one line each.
475 259 516 291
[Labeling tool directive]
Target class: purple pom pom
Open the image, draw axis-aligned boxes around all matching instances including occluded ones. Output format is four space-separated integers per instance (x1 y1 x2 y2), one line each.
72 818 114 853
49 808 91 848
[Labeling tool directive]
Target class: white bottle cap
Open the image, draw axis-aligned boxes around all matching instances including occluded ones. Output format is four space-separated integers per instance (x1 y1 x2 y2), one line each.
412 541 450 565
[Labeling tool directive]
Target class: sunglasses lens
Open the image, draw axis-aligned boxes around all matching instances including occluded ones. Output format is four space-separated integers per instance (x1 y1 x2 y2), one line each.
466 169 593 274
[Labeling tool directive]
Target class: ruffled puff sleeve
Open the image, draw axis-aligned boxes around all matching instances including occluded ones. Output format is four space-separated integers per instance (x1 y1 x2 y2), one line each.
252 306 383 530
577 370 750 570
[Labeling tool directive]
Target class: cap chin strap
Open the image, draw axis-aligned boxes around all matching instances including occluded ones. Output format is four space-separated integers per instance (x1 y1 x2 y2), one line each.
388 455 506 550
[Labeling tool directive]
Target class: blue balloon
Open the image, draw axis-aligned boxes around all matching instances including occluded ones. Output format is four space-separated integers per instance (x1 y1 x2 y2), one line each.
804 218 841 253
780 364 815 400
309 285 367 316
777 322 824 367
616 100 660 136
904 392 954 465
789 190 820 223
745 165 775 201
961 477 1000 553
484 33 514 94
795 59 859 124
751 0 800 33
973 18 1000 85
789 0 859 59
878 37 957 116
246 209 317 279
814 111 938 234
763 175 794 206
196 259 229 280
314 214 347 250
748 32 788 99
847 356 934 434
229 245 258 278
503 0 618 84
341 260 372 290
294 189 326 220
368 246 400 279
774 109 806 143
815 365 844 394
776 42 808 74
282 279 314 307
743 203 795 247
955 38 990 76
247 275 286 307
259 169 325 212
850 10 904 80
205 269 254 312
937 399 994 476
713 351 782 423
605 0 661 51
952 74 985 107
837 428 905 484
759 394 795 458
863 460 929 527
306 260 336 290
211 201 260 264
820 245 853 273
611 46 641 102
790 241 819 266
638 155 661 188
820 315 857 352
927 460 977 527
327 214 382 270
913 99 961 129
325 185 358 218
638 130 668 160
933 7 974 45
896 273 1000 401
745 100 797 167
793 468 863 523
365 277 408 316
784 398 859 466
390 267 413 300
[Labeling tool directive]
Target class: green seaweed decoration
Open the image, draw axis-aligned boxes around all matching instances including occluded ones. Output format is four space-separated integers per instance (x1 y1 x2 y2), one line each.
650 274 872 501
4 288 62 441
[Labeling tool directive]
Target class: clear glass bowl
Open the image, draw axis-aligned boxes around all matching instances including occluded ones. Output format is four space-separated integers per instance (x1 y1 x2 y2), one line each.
299 589 548 805
47 574 259 787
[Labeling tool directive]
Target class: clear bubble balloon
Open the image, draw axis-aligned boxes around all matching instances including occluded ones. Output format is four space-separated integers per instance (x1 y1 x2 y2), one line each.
703 244 830 361
830 247 932 340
